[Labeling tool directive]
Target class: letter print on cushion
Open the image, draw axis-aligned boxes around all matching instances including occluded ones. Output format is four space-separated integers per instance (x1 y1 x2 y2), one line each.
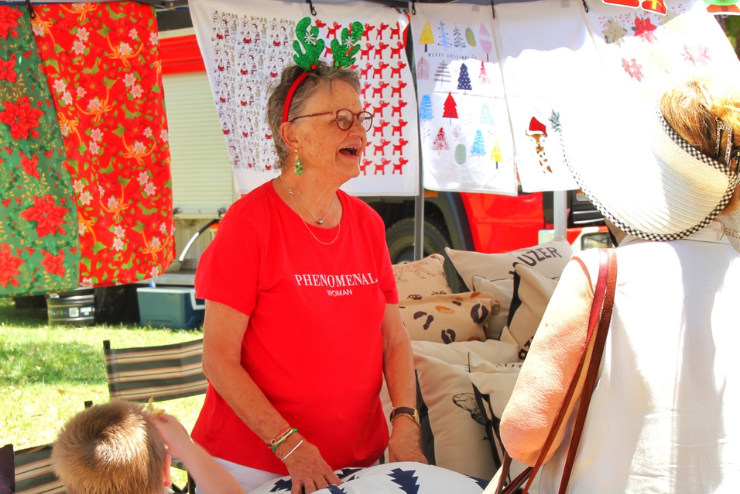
32 1 175 286
0 5 80 296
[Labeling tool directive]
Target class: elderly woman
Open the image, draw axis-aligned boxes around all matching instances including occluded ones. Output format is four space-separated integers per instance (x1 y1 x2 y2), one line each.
192 61 426 494
499 77 740 493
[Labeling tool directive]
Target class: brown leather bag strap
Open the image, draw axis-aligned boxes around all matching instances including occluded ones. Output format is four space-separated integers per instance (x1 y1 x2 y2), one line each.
495 249 615 494
557 248 617 493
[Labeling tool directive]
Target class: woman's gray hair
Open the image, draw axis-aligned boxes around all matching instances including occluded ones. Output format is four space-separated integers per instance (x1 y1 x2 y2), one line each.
266 61 361 168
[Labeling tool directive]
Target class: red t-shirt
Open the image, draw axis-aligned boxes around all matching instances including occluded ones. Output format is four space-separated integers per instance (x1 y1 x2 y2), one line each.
192 181 398 474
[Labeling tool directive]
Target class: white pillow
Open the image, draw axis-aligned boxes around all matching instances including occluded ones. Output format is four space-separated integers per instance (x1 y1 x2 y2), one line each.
507 264 558 361
446 237 572 289
471 276 512 341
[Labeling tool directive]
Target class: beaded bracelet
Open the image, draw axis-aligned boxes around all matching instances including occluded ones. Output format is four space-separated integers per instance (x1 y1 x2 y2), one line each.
269 427 298 453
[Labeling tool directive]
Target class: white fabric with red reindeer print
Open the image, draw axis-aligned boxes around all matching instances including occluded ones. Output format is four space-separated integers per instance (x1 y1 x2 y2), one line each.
190 0 419 196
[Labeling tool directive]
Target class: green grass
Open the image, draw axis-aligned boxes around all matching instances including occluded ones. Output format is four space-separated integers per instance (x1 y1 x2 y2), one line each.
0 297 204 485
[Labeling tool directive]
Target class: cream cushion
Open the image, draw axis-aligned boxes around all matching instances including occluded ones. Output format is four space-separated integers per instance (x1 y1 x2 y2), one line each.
506 264 559 361
393 253 452 300
471 276 512 341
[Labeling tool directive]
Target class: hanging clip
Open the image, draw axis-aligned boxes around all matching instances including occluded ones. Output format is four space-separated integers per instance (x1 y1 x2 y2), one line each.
582 0 590 13
491 0 496 19
306 0 317 16
411 0 416 15
25 0 35 19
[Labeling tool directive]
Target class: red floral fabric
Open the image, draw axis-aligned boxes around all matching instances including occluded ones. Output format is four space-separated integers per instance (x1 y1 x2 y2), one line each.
33 1 174 286
0 5 80 296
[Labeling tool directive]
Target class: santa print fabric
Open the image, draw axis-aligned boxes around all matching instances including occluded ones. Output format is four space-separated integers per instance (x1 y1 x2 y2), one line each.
32 1 174 287
189 0 419 196
583 0 740 100
0 6 80 296
411 4 517 195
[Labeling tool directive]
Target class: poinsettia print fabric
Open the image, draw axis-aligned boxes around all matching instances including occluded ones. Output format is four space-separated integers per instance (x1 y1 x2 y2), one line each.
33 1 174 287
0 5 80 297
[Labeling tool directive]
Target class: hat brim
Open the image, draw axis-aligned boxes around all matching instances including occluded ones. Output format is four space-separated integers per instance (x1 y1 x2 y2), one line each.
560 97 738 241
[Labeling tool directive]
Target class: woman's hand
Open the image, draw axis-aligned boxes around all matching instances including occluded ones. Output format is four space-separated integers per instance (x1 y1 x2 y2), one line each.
388 418 427 464
280 437 342 494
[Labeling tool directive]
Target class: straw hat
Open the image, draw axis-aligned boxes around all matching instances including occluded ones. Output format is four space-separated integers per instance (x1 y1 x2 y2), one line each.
560 97 740 241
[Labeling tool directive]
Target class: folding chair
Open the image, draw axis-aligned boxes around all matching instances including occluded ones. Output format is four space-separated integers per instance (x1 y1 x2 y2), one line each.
14 444 65 494
1 444 15 494
103 338 208 494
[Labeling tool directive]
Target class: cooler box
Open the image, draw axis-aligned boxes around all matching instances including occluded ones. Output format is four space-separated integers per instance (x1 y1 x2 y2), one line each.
136 287 205 330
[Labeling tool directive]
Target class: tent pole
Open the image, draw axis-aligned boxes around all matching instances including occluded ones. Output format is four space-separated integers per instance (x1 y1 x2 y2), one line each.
413 178 424 261
554 190 567 240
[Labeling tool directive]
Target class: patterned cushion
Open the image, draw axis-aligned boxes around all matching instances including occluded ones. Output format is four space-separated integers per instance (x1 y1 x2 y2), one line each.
250 462 488 493
399 292 498 343
506 264 559 361
393 254 452 300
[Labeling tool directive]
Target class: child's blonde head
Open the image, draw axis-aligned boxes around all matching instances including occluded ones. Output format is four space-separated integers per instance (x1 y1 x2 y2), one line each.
52 400 167 494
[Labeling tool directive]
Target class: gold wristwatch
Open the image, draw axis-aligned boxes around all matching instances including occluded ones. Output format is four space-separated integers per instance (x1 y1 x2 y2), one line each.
390 406 420 427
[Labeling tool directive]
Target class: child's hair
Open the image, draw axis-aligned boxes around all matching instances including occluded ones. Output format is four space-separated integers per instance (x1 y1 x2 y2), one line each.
51 400 167 494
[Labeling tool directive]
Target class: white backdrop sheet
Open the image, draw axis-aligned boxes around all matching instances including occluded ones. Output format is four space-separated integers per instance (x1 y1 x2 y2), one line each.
583 0 740 101
190 0 419 196
411 3 518 195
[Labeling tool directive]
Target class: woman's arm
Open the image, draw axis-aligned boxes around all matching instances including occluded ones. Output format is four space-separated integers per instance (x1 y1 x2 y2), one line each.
500 257 596 466
202 300 341 494
381 303 428 463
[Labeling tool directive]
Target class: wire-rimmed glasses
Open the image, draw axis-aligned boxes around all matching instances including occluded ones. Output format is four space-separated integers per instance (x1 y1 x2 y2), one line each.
290 109 374 131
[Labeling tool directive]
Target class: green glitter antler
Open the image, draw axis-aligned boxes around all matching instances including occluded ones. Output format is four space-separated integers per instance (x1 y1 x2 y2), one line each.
293 17 325 71
330 22 364 69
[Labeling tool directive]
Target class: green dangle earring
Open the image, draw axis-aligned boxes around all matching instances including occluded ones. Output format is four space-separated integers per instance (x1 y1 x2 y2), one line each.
294 149 304 176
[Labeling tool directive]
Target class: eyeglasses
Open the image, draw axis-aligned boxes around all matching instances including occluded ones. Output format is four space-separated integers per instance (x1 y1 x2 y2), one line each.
290 109 374 131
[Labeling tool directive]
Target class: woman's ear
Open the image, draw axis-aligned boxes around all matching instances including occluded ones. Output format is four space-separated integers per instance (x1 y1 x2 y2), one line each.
279 121 299 152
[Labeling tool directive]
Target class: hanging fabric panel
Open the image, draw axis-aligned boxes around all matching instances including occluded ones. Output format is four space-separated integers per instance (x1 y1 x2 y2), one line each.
494 0 605 193
189 0 419 196
411 3 517 195
0 5 80 297
33 1 174 287
582 0 740 102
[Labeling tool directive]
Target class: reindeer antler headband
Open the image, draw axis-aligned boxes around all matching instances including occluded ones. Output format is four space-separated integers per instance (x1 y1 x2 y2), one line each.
281 17 364 124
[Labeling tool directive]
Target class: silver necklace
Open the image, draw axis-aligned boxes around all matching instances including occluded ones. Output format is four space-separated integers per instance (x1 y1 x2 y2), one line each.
279 174 335 225
278 176 341 245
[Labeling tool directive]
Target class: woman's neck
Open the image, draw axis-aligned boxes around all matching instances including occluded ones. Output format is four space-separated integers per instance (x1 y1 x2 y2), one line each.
275 172 341 227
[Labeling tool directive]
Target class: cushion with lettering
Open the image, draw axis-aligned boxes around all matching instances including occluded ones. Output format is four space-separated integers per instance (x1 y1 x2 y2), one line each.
445 237 571 290
393 254 452 300
399 292 498 343
506 264 558 361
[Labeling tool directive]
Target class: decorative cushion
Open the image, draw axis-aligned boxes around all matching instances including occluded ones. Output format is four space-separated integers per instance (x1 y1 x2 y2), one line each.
471 276 513 341
0 444 13 494
506 264 558 361
445 237 572 290
467 356 539 493
399 292 498 343
411 340 518 366
393 254 452 300
415 354 495 480
250 462 488 493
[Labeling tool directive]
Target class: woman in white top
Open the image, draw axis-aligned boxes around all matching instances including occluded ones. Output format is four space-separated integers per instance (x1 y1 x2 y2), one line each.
500 77 740 493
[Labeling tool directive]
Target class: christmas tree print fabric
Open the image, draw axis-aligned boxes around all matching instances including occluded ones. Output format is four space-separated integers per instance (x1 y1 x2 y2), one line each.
250 462 487 494
583 0 740 101
189 0 419 196
32 1 175 286
0 5 80 297
411 4 516 195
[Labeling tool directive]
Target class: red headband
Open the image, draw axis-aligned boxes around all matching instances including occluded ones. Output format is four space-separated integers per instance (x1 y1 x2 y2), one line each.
282 71 310 124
